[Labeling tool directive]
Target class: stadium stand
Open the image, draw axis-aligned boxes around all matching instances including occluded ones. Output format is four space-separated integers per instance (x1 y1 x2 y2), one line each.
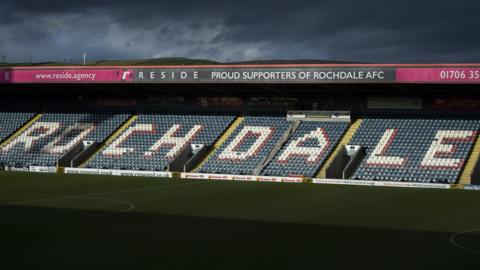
0 112 36 143
1 109 479 185
84 114 235 171
349 114 480 184
0 112 130 167
261 121 349 177
198 116 291 175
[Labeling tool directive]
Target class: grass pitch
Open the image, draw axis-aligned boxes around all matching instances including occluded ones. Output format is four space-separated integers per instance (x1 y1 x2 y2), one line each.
1 171 480 269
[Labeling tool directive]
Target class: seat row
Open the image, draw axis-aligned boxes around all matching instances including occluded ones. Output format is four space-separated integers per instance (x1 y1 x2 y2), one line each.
349 117 480 184
0 111 479 184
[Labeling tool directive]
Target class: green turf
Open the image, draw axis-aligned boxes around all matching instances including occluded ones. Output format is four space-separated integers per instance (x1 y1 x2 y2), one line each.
1 171 480 269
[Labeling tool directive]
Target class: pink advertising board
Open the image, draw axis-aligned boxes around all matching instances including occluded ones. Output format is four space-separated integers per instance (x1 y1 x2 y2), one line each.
396 68 480 83
0 69 11 83
0 69 133 83
1 66 480 84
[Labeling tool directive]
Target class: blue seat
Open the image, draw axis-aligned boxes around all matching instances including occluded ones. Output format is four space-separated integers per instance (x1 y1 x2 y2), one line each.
0 112 130 167
199 116 290 175
85 113 235 171
349 114 480 184
262 121 349 177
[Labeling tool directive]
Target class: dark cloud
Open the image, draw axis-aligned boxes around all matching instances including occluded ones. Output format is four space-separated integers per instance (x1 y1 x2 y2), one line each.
1 0 479 63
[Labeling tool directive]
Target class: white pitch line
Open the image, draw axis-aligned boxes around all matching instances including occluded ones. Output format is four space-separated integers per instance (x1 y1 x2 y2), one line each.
95 197 135 213
67 195 136 213
449 228 480 254
85 180 205 196
0 180 208 221
3 180 204 206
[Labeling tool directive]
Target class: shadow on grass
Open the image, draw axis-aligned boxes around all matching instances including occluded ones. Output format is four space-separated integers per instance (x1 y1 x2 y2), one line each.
0 204 479 270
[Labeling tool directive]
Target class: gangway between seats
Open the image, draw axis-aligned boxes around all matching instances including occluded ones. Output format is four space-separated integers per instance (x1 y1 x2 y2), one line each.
325 145 365 179
317 119 363 178
254 120 300 175
257 111 352 178
192 116 244 173
460 133 480 185
58 141 99 168
168 144 208 172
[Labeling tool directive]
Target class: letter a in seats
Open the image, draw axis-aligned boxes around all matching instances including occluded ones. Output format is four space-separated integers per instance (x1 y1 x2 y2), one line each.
277 127 330 164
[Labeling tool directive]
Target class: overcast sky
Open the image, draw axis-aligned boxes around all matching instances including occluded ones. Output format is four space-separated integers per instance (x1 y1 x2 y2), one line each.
1 0 479 63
